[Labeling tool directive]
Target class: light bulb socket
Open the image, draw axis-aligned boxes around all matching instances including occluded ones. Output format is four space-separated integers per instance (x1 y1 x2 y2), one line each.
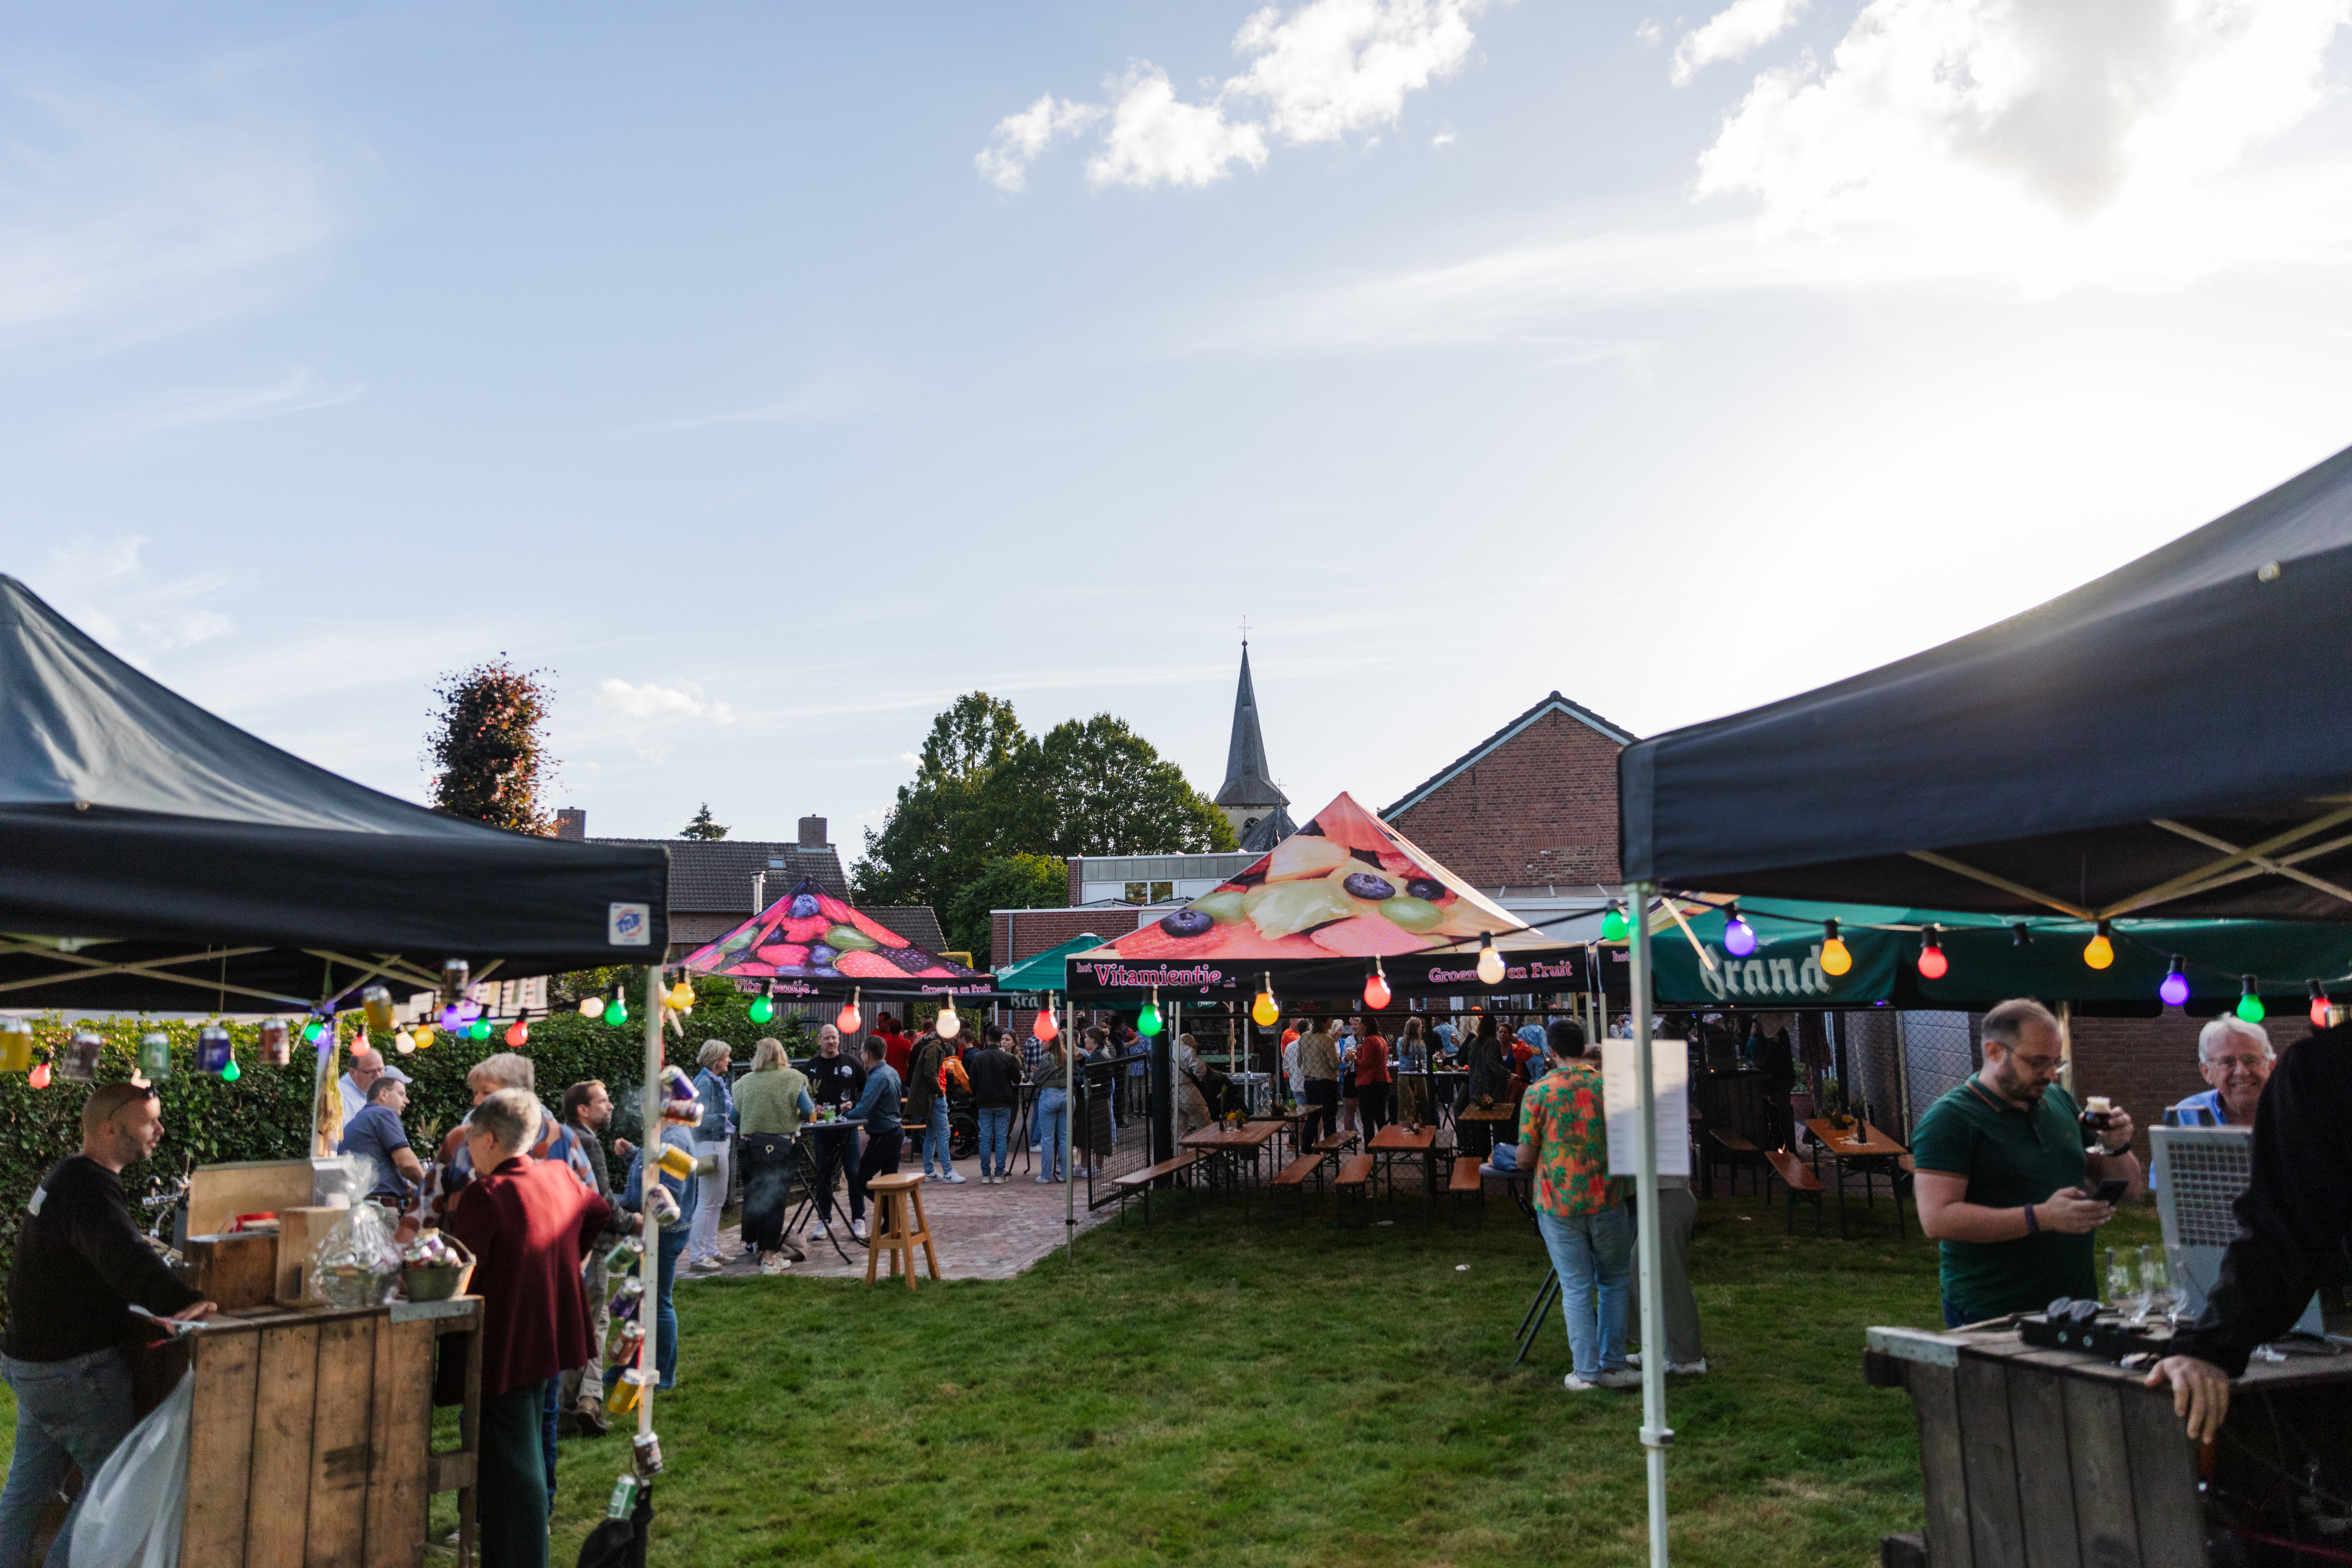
2012 923 2032 948
1823 918 1840 941
2309 979 2327 1001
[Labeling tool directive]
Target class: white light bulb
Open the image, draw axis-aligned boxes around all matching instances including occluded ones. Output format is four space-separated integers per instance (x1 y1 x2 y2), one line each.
1476 936 1505 987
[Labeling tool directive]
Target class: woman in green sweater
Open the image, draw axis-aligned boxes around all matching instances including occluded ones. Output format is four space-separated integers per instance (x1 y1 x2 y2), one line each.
736 1038 812 1274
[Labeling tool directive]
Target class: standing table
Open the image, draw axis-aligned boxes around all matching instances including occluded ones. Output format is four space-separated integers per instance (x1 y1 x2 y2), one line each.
1803 1117 1910 1238
789 1118 866 1263
1368 1125 1437 1225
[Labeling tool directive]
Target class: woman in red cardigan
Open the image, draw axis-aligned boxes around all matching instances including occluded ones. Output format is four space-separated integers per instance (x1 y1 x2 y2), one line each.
444 1088 612 1568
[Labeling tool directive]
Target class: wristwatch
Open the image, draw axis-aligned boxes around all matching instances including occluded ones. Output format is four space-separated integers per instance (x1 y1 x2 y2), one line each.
2098 1137 2130 1157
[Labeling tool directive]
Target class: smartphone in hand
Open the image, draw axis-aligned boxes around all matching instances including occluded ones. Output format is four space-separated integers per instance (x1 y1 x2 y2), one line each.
2094 1177 2128 1205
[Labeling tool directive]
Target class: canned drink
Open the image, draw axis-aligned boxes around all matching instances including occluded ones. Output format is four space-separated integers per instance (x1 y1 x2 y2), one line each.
361 985 396 1033
604 1367 646 1416
606 1474 640 1519
257 1017 291 1067
604 1317 644 1363
138 1031 173 1081
195 1025 233 1076
632 1431 665 1477
63 1030 105 1082
604 1236 644 1273
0 1019 32 1074
656 1143 697 1181
648 1186 682 1225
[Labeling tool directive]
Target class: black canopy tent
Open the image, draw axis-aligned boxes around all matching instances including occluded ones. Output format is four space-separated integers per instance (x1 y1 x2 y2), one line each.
1619 442 2352 921
0 576 668 1013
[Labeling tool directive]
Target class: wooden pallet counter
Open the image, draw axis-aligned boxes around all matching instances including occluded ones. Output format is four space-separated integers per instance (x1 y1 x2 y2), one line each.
1863 1321 2352 1568
173 1295 483 1568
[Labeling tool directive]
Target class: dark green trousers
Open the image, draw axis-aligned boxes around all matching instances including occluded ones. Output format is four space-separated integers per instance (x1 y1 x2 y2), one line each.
481 1378 551 1568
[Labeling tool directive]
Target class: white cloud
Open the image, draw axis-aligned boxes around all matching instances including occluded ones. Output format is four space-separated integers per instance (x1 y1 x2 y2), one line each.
1086 66 1270 189
29 536 235 663
989 0 1482 192
0 68 331 352
975 94 1106 192
596 680 735 723
1637 20 1665 46
1225 0 1480 144
107 369 361 440
1694 0 2352 289
1672 0 1807 85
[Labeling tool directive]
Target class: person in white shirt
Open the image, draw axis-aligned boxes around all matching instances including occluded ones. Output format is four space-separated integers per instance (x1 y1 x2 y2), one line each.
336 1047 409 1138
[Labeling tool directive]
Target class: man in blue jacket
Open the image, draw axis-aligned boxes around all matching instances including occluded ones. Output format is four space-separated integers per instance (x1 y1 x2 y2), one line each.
846 1038 903 1246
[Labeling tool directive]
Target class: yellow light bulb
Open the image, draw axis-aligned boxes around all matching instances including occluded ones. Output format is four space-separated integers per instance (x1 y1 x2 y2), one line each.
2084 933 2115 970
1820 937 1852 976
1252 992 1279 1029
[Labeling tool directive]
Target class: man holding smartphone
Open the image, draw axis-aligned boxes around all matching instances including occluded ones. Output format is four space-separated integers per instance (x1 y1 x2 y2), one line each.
1912 997 2143 1326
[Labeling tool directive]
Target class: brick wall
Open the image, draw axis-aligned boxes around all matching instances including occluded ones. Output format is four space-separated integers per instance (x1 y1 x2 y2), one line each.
1387 706 1625 887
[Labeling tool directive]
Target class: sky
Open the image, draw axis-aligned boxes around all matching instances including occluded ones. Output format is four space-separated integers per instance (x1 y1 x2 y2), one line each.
8 0 2352 856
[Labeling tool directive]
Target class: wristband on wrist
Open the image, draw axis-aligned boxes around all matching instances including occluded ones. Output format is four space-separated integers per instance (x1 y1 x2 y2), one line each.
2022 1203 2040 1236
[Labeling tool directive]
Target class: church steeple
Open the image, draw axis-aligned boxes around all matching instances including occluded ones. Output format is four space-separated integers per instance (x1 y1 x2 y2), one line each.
1215 642 1291 847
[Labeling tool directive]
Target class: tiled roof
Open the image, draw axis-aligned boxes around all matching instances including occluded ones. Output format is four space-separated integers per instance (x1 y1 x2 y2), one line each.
589 839 848 911
1237 806 1296 852
1382 691 1637 820
866 906 949 955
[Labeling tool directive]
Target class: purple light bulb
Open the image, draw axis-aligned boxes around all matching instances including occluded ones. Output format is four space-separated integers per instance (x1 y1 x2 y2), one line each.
1723 915 1758 958
2160 962 2191 1008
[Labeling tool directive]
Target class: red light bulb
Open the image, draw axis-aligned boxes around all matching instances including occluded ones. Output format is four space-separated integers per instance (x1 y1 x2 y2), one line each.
1917 941 1949 980
1364 973 1392 1010
29 1061 51 1089
837 1004 862 1035
505 1017 529 1048
1032 1009 1059 1042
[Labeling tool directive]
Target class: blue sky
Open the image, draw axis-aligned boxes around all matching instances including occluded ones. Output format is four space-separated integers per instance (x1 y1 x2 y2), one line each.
9 1 2352 851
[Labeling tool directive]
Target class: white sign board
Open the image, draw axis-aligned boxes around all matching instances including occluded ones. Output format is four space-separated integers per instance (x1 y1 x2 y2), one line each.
1602 1035 1690 1178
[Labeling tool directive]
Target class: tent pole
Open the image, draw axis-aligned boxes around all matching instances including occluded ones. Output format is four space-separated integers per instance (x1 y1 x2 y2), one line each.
637 965 661 1488
1065 998 1076 1263
1628 882 1672 1568
2057 1000 2074 1097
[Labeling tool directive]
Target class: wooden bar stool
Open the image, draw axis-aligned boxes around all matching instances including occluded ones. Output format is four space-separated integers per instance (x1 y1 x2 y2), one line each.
862 1172 940 1289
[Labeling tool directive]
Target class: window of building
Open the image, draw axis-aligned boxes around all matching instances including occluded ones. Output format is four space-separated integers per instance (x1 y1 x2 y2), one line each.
1123 880 1176 904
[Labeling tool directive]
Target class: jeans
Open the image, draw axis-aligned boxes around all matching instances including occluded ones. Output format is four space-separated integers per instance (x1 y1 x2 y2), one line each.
559 1251 609 1412
0 1346 134 1568
539 1374 560 1497
1359 1081 1391 1137
811 1128 857 1224
920 1099 953 1176
1537 1204 1633 1381
653 1226 686 1388
480 1379 550 1568
853 1127 904 1216
687 1137 731 1263
1035 1088 1069 1180
977 1107 1012 1177
1304 1079 1339 1146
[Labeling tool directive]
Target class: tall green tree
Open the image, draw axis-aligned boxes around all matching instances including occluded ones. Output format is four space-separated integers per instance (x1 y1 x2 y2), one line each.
853 693 1028 907
943 853 1070 966
852 696 1232 918
680 803 728 840
424 658 556 834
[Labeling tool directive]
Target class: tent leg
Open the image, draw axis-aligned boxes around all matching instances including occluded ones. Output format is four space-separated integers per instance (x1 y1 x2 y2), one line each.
636 963 662 1549
1628 883 1671 1568
1065 999 1076 1263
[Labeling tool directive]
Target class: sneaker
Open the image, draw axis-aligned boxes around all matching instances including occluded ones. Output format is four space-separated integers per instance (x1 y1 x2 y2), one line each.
1564 1373 1601 1392
1624 1353 1708 1376
759 1254 790 1275
1035 1175 1054 1184
1596 1368 1643 1389
809 1222 828 1240
939 1171 967 1184
849 1219 868 1242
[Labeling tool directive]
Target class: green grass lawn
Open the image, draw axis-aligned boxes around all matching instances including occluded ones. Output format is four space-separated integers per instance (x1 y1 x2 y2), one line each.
1 1191 2165 1567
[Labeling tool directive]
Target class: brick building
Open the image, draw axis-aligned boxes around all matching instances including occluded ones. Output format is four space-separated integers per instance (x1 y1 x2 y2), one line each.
1382 691 1634 891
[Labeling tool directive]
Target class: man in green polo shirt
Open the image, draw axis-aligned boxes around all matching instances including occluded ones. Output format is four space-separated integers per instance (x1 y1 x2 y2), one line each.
1912 997 2143 1325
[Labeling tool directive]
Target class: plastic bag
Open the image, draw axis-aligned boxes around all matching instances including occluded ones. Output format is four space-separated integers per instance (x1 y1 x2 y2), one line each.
314 1198 404 1308
71 1369 192 1568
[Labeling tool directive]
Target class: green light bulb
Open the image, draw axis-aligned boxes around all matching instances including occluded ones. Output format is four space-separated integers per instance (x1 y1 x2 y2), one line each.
302 1021 324 1043
2237 991 2266 1023
1138 1002 1162 1037
221 1058 241 1082
1601 905 1629 941
468 1018 491 1041
604 997 628 1026
748 994 774 1024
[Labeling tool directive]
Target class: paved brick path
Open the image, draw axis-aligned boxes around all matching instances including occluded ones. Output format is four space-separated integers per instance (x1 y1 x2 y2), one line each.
676 1146 1119 1284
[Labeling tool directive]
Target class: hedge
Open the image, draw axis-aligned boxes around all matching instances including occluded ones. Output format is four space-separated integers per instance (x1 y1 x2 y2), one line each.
0 981 821 1323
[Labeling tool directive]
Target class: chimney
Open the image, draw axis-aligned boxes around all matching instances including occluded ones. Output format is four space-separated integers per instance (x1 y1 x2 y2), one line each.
1066 857 1083 906
554 808 586 842
797 815 828 848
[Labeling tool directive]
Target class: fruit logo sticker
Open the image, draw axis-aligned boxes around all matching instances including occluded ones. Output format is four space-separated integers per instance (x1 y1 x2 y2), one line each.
682 877 990 986
1111 793 1532 963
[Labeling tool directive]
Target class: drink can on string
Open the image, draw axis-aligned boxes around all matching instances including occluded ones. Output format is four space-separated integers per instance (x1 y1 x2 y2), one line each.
63 1030 104 1083
258 1017 292 1067
632 1432 664 1477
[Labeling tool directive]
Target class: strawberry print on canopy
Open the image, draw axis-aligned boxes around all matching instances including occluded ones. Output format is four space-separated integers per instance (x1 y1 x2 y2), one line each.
1104 792 1536 964
682 876 990 991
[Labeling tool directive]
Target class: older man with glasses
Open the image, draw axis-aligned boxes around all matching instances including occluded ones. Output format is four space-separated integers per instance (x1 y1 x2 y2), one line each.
2170 1016 2274 1128
1912 997 2144 1327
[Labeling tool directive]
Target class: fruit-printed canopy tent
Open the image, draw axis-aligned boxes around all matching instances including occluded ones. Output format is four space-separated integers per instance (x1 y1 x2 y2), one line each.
1062 793 1589 1004
682 876 998 998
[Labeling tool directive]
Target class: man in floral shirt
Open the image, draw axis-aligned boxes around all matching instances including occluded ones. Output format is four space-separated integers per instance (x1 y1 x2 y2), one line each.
1517 1019 1637 1391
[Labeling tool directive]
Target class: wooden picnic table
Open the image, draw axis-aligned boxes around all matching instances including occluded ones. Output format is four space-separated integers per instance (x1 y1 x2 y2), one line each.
1367 1125 1436 1225
1180 1122 1282 1193
1248 1110 1307 1163
1804 1117 1911 1239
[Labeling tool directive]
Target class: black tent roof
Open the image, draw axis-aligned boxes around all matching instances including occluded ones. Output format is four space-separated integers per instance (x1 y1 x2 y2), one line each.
1619 442 2352 921
0 576 667 1011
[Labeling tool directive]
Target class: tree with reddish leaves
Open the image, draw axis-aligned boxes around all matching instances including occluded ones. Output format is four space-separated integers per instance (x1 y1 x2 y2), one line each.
424 658 557 834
